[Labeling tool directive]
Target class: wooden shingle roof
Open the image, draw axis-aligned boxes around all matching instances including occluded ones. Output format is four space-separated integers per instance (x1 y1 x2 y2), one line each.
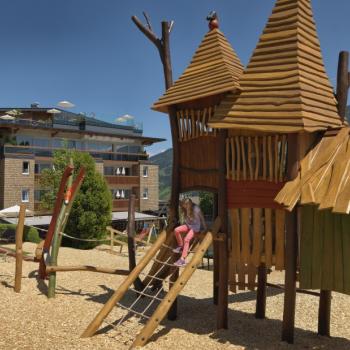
275 127 350 214
210 0 342 133
152 28 243 113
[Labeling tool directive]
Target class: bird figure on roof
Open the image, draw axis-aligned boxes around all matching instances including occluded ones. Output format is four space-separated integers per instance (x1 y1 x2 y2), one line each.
206 11 219 30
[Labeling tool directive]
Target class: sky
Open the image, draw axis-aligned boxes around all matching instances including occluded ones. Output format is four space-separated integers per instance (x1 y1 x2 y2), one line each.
1 0 349 156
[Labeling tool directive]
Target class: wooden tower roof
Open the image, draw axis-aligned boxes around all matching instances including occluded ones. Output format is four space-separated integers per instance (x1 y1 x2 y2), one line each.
276 127 350 214
210 0 342 133
152 28 243 113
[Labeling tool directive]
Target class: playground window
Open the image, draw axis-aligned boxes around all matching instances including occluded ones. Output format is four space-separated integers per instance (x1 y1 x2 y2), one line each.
21 189 29 202
22 161 30 175
142 188 149 199
143 166 148 177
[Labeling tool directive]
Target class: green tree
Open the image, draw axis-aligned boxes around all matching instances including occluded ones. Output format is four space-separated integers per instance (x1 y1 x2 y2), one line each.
40 148 112 249
199 192 214 219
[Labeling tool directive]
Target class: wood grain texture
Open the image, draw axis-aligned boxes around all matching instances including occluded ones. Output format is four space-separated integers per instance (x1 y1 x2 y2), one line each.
153 29 243 113
210 0 342 132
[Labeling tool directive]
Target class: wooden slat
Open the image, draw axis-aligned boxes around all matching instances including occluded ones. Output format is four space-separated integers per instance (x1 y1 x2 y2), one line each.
275 209 285 270
342 215 350 294
311 210 324 289
241 208 250 264
268 136 273 181
333 214 344 292
264 209 273 268
321 211 334 290
247 136 253 180
240 136 247 180
252 208 262 267
235 136 241 181
254 136 260 180
230 137 235 180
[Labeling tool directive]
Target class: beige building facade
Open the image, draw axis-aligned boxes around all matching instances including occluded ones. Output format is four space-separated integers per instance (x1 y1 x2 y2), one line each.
0 107 162 214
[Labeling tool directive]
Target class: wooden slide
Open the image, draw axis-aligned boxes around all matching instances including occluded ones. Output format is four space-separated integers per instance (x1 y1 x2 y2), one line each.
81 218 221 349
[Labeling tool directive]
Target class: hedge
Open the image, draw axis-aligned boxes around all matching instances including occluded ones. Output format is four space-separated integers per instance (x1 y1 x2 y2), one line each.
0 224 41 243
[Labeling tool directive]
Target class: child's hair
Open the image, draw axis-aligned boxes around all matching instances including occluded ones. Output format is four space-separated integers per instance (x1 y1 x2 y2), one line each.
180 198 194 219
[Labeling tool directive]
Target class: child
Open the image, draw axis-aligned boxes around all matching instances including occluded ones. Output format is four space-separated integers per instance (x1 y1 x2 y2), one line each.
173 198 207 267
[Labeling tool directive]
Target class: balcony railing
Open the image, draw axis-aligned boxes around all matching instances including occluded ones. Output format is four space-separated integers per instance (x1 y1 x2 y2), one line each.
2 145 148 162
105 175 139 186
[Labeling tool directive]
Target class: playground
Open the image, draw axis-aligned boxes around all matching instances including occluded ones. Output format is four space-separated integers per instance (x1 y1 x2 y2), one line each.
0 242 349 350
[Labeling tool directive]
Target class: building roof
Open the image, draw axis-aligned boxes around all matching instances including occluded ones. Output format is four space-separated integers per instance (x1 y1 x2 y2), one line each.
152 28 243 113
2 211 162 226
275 127 350 214
210 0 342 133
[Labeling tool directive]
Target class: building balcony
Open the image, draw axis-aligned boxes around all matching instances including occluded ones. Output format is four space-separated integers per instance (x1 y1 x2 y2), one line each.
2 145 148 162
105 175 139 186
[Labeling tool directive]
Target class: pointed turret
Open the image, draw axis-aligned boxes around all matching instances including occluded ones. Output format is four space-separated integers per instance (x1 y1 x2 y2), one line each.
211 0 342 132
152 25 243 113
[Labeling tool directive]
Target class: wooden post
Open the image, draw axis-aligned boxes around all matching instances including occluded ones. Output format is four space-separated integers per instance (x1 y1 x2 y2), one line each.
255 264 267 319
213 193 219 305
127 194 144 291
282 134 299 343
110 228 114 251
217 129 228 329
131 15 179 318
14 205 26 293
336 51 349 123
81 231 167 338
318 290 331 336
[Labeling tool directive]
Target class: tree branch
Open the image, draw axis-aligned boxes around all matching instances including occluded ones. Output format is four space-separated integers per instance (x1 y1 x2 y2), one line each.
142 11 153 32
131 15 161 50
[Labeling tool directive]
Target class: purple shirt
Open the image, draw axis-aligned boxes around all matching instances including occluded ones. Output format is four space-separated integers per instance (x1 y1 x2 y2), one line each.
185 205 202 232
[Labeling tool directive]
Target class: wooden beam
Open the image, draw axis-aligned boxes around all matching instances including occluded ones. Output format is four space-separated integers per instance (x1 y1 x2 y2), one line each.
14 205 26 293
336 51 349 122
217 129 228 329
81 231 167 338
282 134 299 343
318 290 331 336
255 264 267 319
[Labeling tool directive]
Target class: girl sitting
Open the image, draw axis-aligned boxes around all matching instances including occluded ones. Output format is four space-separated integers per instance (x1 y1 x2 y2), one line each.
173 198 207 267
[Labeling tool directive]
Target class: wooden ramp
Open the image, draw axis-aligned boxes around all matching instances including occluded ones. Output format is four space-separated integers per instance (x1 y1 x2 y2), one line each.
81 219 220 349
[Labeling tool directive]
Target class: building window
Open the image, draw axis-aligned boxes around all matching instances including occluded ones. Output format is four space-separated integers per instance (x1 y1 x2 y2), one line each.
21 189 29 202
143 166 148 177
142 188 149 199
22 161 30 175
34 163 51 174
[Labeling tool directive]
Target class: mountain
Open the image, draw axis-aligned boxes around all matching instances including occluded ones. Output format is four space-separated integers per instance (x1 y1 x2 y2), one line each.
150 148 172 200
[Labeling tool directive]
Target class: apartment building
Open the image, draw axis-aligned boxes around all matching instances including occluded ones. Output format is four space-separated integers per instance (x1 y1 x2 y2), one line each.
0 106 162 214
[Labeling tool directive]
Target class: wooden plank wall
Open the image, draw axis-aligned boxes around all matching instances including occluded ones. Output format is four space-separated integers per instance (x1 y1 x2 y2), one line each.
300 206 350 295
178 107 220 192
227 134 288 292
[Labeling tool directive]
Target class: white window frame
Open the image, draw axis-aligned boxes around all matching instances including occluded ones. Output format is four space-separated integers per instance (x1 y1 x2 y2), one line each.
22 161 30 175
143 166 149 177
142 187 149 199
21 189 29 203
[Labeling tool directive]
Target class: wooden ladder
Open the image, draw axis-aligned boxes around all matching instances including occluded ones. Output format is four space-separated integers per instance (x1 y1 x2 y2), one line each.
81 218 221 349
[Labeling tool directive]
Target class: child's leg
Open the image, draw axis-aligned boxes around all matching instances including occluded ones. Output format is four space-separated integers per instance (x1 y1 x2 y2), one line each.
181 229 195 259
174 225 189 247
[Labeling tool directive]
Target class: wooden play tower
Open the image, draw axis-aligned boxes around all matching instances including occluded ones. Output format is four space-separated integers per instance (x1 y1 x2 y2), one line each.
81 0 349 347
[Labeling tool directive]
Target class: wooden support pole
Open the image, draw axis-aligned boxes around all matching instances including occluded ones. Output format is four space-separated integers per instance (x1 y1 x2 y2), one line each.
213 193 219 305
127 195 144 291
318 290 331 336
336 51 349 123
217 129 228 329
282 134 299 343
255 264 267 319
14 205 26 293
81 231 167 338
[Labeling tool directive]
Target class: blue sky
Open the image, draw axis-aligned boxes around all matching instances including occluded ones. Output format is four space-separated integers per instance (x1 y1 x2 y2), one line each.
1 0 349 155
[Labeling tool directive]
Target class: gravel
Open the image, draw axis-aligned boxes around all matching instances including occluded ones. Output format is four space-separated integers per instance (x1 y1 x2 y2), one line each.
0 242 349 350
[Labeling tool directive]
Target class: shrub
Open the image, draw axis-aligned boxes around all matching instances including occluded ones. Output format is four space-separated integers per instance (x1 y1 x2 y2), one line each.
0 223 40 243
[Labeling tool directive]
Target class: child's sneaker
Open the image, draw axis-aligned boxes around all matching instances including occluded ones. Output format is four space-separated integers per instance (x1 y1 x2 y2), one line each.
172 246 183 254
174 258 186 267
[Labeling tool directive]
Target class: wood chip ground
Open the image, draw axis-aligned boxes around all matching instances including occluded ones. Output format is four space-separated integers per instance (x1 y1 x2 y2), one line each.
0 243 349 349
